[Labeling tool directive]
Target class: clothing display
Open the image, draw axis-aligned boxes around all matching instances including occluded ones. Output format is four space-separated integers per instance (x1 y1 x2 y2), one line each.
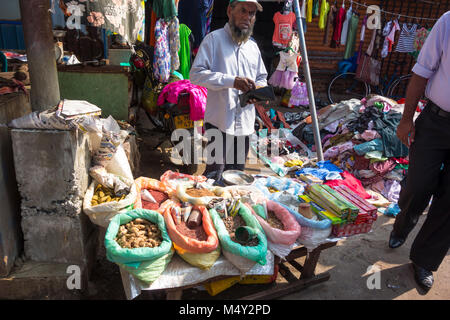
323 3 336 45
307 0 313 23
318 0 329 30
153 19 171 83
273 12 297 48
178 24 192 80
340 6 352 45
395 23 418 53
343 12 359 59
330 7 346 48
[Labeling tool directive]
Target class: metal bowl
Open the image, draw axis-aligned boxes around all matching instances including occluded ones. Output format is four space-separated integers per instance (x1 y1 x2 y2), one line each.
222 170 255 186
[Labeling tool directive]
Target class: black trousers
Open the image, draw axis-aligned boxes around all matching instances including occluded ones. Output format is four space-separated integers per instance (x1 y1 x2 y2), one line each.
203 122 250 183
393 103 450 271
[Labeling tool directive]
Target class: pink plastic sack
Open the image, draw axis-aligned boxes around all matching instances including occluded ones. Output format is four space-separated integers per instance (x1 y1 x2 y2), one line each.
246 200 301 246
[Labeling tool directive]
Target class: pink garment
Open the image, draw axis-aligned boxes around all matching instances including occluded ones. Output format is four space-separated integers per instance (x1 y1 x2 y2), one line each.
325 170 371 199
361 130 381 141
157 80 208 121
268 70 297 89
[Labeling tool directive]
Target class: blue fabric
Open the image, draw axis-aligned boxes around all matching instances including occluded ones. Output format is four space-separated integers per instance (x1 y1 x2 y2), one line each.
353 138 384 156
295 160 343 181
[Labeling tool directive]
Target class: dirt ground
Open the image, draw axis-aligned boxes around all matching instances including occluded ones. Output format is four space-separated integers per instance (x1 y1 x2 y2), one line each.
86 126 450 300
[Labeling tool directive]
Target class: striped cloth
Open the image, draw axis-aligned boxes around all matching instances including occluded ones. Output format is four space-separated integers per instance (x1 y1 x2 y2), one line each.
395 23 418 53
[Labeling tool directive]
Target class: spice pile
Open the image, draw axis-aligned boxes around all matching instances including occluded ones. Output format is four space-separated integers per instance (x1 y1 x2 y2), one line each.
91 184 126 206
176 222 208 241
186 188 216 197
223 214 259 247
115 218 162 249
267 210 284 230
142 189 168 211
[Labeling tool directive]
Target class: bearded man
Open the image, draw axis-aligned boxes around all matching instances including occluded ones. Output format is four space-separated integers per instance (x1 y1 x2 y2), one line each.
190 0 268 184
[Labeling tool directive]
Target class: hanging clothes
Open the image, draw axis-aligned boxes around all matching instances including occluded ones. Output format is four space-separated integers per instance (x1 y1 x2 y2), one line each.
169 17 180 72
153 19 171 83
318 0 330 30
307 0 313 23
178 24 192 80
178 0 214 49
356 15 368 64
330 6 346 48
300 0 307 33
395 23 418 53
343 12 359 59
387 20 400 52
273 11 297 48
380 20 393 58
313 0 320 17
409 27 432 60
340 5 352 45
152 0 177 19
323 3 337 45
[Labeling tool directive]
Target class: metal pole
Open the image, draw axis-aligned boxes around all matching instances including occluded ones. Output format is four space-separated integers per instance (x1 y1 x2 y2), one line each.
19 0 60 112
292 0 324 162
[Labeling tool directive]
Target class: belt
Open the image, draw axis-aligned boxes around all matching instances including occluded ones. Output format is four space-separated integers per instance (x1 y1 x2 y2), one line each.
428 102 450 119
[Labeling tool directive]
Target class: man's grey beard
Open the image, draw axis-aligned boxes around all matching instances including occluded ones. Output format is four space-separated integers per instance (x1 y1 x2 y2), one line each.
230 18 254 44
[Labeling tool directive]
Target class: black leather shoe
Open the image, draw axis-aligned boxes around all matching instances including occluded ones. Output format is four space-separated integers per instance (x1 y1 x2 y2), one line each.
389 231 405 249
412 263 434 292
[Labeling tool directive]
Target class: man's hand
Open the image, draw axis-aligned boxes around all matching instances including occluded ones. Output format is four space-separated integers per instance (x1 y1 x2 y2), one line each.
234 77 256 93
396 119 415 147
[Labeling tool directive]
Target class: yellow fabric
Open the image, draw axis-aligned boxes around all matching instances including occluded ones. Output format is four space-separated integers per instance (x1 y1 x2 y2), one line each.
284 159 304 167
307 0 313 23
318 0 329 30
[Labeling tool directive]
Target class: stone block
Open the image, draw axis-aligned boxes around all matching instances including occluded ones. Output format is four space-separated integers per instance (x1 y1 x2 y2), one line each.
21 214 98 270
11 129 91 216
0 92 31 277
0 261 89 300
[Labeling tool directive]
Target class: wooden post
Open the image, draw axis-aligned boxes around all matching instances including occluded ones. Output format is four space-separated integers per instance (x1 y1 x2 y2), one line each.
19 0 60 112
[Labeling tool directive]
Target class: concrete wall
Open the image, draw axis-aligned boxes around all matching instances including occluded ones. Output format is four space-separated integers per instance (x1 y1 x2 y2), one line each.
0 92 31 276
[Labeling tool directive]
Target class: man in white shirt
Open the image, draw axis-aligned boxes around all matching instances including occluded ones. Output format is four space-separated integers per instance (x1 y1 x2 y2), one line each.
190 0 268 183
389 11 450 293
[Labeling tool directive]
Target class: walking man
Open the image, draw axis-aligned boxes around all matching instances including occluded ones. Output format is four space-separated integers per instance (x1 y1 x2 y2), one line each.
389 11 450 292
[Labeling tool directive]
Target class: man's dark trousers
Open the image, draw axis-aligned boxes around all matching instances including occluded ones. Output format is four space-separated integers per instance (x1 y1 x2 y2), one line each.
202 122 250 182
393 102 450 271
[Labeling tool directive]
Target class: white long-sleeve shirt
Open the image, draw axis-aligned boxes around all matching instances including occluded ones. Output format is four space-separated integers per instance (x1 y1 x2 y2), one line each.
412 11 450 111
189 23 268 136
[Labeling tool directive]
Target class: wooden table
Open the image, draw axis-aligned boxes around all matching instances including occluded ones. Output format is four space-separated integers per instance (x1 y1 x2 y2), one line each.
152 241 337 300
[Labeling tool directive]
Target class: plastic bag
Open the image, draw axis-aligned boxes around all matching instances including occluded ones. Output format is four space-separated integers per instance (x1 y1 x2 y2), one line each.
163 202 219 254
83 179 137 228
247 201 301 246
104 209 174 284
133 176 167 210
160 170 207 197
209 204 267 274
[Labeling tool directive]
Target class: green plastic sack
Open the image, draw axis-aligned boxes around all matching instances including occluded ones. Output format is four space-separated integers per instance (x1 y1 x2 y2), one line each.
209 204 267 266
105 209 174 283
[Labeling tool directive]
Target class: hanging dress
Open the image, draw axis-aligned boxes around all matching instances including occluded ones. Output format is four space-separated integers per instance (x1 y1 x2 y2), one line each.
330 6 346 48
343 12 359 59
318 0 329 30
395 23 418 53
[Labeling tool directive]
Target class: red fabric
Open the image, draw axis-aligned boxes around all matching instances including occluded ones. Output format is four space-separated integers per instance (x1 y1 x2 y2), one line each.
330 7 346 48
324 170 371 199
272 12 296 47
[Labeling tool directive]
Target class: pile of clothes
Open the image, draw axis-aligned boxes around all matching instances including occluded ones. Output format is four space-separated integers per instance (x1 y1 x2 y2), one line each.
293 95 412 211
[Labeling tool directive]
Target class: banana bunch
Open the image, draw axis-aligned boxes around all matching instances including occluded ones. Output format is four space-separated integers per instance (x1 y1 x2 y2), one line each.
91 184 126 206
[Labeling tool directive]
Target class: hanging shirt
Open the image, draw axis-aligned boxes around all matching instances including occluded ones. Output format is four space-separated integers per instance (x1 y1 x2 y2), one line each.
330 7 346 48
190 23 268 136
323 4 336 44
395 23 418 53
340 7 352 45
387 19 400 52
412 11 450 111
273 11 297 48
307 0 313 23
381 20 393 58
318 0 329 30
178 24 192 80
152 0 177 19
